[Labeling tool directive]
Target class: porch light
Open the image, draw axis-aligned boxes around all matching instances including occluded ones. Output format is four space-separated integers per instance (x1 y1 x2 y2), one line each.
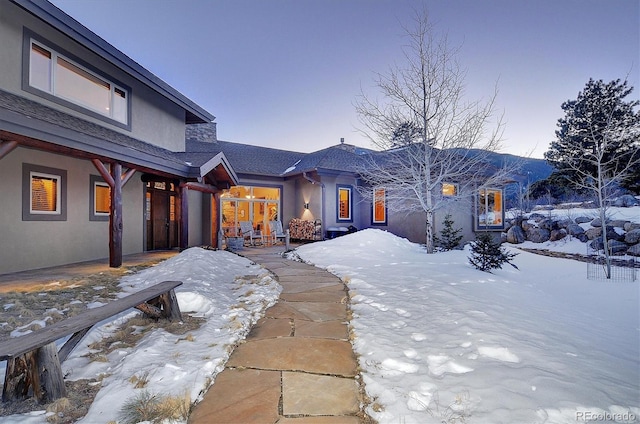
304 202 309 209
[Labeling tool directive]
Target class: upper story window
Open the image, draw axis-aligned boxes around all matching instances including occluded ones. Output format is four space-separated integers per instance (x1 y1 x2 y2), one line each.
28 39 129 125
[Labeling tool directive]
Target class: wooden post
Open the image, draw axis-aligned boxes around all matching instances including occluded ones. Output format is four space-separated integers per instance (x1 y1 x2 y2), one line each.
110 163 123 267
180 185 189 250
0 140 18 160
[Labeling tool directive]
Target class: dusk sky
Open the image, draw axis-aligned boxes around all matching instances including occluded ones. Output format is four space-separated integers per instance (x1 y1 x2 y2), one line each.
49 0 638 159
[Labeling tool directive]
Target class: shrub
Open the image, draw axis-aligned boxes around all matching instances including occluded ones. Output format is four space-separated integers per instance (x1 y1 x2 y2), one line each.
468 233 518 273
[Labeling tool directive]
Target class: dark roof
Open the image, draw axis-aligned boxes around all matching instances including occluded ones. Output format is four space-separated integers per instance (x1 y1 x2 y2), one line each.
186 139 306 177
280 143 370 176
12 0 214 124
0 89 235 185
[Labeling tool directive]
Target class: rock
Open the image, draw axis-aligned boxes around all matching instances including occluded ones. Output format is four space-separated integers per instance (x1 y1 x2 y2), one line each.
539 219 558 231
556 218 573 228
608 240 628 255
575 216 593 224
576 233 589 243
613 194 639 207
566 223 585 236
590 218 604 227
521 220 534 231
624 222 640 232
528 213 546 221
506 225 526 244
605 226 625 242
526 228 550 243
550 229 567 241
609 220 629 228
585 227 602 240
627 243 640 257
589 237 605 251
625 229 640 245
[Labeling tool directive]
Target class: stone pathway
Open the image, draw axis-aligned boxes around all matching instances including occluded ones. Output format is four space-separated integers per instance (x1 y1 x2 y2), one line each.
188 247 367 424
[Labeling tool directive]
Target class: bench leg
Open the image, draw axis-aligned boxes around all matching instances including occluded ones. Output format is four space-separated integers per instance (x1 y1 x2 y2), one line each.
135 289 182 321
2 343 66 404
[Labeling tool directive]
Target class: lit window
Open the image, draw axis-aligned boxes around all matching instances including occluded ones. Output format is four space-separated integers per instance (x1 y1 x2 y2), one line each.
31 172 60 214
337 186 352 221
476 187 504 230
23 164 67 221
373 187 386 224
442 182 458 197
28 39 128 124
94 183 110 215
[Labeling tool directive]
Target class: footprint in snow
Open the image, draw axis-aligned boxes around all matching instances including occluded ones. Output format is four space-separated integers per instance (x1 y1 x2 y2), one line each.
390 320 407 329
379 358 419 376
477 346 520 363
427 355 474 376
411 333 427 341
395 308 411 317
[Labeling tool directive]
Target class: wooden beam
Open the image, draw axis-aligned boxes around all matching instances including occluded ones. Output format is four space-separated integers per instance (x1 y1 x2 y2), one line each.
121 167 136 186
181 181 220 194
110 163 123 267
91 159 115 187
0 140 18 160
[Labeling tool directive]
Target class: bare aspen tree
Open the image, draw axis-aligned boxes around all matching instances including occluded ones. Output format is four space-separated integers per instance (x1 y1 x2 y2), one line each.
355 9 513 253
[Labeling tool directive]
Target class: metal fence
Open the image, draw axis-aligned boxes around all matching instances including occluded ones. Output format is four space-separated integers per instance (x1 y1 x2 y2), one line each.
586 246 638 282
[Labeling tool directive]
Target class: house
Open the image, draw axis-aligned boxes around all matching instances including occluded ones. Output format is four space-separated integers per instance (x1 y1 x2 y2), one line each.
185 125 508 247
0 0 507 275
0 0 236 274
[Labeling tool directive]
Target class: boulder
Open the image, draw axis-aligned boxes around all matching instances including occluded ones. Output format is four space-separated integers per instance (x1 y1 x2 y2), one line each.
609 220 629 228
590 218 604 227
566 223 585 236
589 237 605 251
585 227 602 240
613 194 639 207
624 222 640 232
506 225 526 244
539 219 558 231
521 220 534 231
526 228 550 243
608 240 628 255
605 226 625 242
625 229 640 245
627 243 640 257
575 216 593 224
550 228 567 241
556 218 573 228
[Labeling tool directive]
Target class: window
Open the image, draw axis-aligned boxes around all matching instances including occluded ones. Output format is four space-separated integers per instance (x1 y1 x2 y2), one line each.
442 182 458 197
22 164 67 221
220 185 282 237
27 38 129 125
372 187 387 225
337 185 352 222
475 187 504 230
90 175 110 221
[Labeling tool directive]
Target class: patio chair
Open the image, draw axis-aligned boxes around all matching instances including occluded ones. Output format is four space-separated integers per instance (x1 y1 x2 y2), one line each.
239 221 262 246
268 221 287 245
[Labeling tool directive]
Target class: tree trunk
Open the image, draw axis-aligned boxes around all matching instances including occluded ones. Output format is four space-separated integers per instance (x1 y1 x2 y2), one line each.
425 210 434 253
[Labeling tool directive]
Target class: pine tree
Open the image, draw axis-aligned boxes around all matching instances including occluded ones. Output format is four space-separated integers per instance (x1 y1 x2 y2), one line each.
468 232 518 273
435 214 463 251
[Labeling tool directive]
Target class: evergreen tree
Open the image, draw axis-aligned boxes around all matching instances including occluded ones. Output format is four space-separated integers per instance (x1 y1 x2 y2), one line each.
468 232 518 273
435 214 463 250
544 78 640 193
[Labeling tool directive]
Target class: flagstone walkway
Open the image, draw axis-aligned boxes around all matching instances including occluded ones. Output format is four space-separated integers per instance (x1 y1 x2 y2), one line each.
188 246 368 424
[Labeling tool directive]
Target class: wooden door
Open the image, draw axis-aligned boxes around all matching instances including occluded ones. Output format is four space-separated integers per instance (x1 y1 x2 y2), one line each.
152 191 169 249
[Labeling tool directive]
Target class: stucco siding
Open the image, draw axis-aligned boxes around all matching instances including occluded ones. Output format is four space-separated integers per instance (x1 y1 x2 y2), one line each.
0 147 144 274
0 2 187 152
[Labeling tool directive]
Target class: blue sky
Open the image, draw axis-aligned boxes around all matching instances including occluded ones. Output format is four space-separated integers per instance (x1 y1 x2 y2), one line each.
50 0 638 159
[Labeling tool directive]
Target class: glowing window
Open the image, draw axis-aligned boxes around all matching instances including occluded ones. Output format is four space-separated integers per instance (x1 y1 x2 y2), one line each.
337 186 352 221
373 188 386 224
94 183 110 215
31 172 60 214
442 182 458 197
476 187 504 230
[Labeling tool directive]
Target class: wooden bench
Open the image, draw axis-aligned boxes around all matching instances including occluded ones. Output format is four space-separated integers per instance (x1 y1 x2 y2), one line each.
1 280 183 404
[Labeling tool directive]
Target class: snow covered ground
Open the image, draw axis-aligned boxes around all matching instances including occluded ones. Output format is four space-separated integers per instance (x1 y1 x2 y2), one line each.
2 206 639 423
294 229 639 423
2 249 281 424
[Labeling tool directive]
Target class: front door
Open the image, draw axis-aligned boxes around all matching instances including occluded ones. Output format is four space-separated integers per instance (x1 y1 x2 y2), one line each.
152 191 169 249
146 181 178 250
